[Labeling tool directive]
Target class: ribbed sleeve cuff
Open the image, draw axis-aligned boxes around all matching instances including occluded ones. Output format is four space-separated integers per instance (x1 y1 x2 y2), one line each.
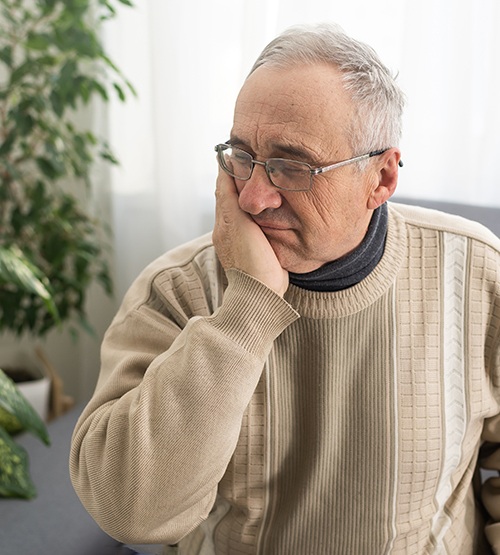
207 269 299 358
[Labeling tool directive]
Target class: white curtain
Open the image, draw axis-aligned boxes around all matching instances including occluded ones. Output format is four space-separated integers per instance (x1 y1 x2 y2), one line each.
103 0 500 298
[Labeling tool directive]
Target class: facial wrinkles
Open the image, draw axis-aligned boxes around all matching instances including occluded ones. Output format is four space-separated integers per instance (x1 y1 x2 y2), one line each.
234 73 334 158
294 184 342 252
234 108 303 160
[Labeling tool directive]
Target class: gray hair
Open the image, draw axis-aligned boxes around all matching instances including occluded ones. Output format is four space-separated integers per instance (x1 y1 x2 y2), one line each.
249 23 405 156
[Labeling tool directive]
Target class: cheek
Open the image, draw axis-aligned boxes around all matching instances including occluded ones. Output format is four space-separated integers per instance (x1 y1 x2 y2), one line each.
300 188 340 230
300 182 368 235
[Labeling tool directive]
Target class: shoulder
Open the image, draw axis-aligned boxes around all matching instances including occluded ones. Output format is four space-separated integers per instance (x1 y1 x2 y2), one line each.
142 232 217 279
388 201 500 253
117 233 222 321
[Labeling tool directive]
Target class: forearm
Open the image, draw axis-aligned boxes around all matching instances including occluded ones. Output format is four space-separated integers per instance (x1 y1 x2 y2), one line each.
70 270 298 544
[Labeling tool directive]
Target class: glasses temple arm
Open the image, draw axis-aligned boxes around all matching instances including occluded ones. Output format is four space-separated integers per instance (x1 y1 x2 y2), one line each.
370 148 404 167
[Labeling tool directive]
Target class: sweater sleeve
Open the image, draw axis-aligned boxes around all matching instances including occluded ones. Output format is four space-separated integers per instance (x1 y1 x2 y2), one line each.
481 302 500 554
69 268 299 545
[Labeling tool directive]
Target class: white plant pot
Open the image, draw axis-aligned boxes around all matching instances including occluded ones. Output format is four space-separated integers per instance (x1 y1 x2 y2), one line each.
16 373 51 422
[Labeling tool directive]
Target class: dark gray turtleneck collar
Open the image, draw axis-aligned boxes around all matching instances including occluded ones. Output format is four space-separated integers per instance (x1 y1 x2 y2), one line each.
288 203 388 292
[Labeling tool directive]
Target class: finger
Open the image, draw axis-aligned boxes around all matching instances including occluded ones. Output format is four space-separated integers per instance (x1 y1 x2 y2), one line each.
215 167 239 208
214 168 252 228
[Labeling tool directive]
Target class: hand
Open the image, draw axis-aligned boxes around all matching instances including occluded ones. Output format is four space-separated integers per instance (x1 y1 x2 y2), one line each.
213 170 289 297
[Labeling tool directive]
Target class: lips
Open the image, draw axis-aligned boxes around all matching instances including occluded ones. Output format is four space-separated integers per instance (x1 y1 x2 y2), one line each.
252 218 290 231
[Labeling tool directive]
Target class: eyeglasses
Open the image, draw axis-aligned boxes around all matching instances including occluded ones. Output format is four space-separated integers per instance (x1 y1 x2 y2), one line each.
215 142 391 192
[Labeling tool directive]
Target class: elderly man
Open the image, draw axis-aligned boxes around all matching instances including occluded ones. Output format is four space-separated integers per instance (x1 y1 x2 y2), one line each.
70 24 500 554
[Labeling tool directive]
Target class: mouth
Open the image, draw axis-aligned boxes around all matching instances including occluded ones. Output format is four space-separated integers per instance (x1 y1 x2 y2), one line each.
253 218 291 232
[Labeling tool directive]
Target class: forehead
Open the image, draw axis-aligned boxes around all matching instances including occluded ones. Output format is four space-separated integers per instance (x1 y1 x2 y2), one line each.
232 63 355 159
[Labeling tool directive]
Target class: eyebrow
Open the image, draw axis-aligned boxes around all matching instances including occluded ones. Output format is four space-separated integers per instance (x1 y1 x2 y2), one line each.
273 143 317 163
229 135 319 165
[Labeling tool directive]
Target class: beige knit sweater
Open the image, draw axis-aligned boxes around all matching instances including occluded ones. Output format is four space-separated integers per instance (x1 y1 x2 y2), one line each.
70 203 500 554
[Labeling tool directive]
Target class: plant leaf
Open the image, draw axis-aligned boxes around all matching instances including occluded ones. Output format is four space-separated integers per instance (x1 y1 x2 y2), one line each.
0 246 60 323
0 405 24 435
26 32 52 51
0 129 16 156
0 427 37 499
112 82 125 101
0 45 13 67
0 370 50 446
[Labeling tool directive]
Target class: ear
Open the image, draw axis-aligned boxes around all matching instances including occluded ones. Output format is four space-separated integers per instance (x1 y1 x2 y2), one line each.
367 148 401 210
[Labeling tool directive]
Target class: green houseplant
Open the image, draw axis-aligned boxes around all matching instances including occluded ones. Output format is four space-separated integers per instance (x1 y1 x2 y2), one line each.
0 0 135 497
0 247 52 498
0 366 50 498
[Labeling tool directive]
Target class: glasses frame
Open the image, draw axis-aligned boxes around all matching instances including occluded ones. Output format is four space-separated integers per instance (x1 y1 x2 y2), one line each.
215 142 391 192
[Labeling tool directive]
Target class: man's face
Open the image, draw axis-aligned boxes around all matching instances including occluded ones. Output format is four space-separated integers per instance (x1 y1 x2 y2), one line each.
229 63 383 274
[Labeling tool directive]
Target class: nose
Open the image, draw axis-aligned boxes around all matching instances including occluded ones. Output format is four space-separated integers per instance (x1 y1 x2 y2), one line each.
237 164 283 215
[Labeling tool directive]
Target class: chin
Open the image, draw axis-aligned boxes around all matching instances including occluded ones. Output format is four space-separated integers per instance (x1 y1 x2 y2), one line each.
269 238 323 273
274 248 320 274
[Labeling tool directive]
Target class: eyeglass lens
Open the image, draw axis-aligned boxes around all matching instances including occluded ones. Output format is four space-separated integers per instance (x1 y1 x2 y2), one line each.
219 145 311 191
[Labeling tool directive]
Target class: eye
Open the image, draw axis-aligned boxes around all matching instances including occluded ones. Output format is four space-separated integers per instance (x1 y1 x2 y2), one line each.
221 146 253 179
269 159 310 176
282 165 308 176
232 150 250 163
265 159 312 190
